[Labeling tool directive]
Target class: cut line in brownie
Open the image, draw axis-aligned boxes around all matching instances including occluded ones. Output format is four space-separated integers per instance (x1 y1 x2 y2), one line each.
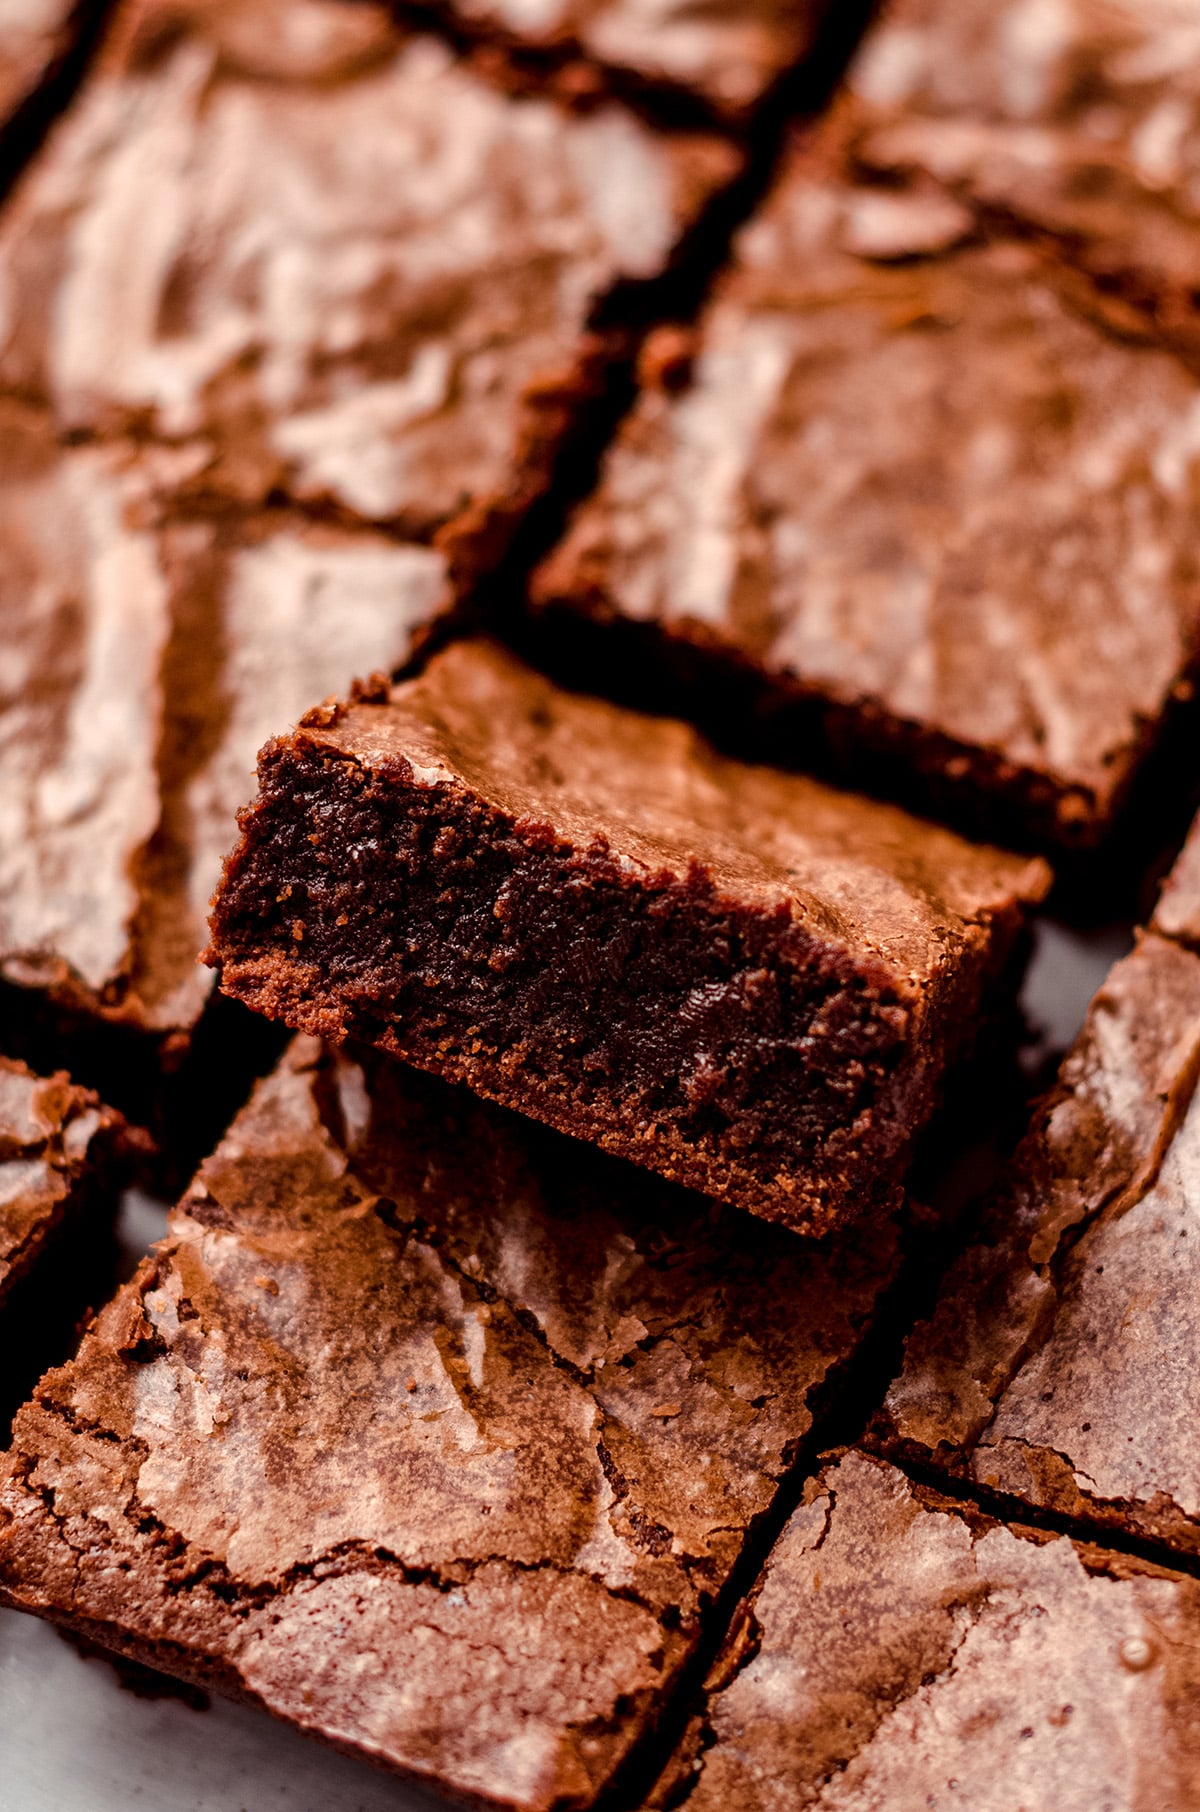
873 815 1200 1559
646 1449 1200 1812
207 637 1048 1235
0 1038 901 1810
415 0 835 127
0 0 739 575
531 0 1200 852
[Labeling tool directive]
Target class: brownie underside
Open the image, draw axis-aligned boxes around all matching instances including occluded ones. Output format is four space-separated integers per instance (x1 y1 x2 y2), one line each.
210 737 994 1232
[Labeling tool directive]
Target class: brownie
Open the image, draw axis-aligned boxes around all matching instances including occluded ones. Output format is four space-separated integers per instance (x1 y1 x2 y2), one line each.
0 1037 900 1809
875 821 1200 1555
649 1449 1200 1811
0 1056 123 1319
0 0 737 573
532 11 1200 851
206 638 1048 1235
425 0 832 124
0 0 93 134
1153 814 1200 951
0 405 449 1051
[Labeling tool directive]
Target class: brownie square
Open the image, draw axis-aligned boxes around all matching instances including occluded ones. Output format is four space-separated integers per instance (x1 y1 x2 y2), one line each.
0 407 449 1047
649 1449 1200 1811
206 638 1047 1235
424 0 832 124
532 5 1200 851
875 819 1200 1555
0 1038 899 1809
0 1056 123 1319
0 0 737 570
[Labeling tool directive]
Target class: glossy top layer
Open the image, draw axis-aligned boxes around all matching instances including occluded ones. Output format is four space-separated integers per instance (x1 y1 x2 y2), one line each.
0 407 448 1031
669 1450 1200 1810
0 0 736 539
0 1038 897 1809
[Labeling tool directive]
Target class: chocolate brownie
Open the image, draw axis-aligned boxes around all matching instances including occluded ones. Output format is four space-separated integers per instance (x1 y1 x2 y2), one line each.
0 1056 123 1319
876 821 1200 1555
206 638 1048 1235
0 1038 900 1809
0 0 737 572
532 8 1200 851
0 405 449 1049
1154 815 1200 951
0 0 91 131
649 1449 1200 1811
425 0 832 124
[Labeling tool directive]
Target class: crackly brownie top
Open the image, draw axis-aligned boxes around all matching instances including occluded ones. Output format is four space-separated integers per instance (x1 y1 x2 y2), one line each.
0 0 735 533
0 406 448 1030
285 639 1046 983
847 0 1200 297
0 1038 896 1809
0 1057 118 1307
535 106 1200 827
674 1450 1200 1811
0 0 79 125
883 902 1200 1538
438 0 828 118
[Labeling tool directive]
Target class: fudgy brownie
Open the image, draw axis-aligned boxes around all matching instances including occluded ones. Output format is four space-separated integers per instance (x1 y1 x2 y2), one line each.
0 406 449 1046
0 1056 123 1319
207 638 1048 1235
424 0 832 124
532 2 1200 851
0 0 737 572
649 1449 1200 1811
876 822 1200 1555
0 1038 900 1809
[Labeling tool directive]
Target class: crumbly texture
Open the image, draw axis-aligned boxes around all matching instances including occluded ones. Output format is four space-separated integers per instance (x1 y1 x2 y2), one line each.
424 0 830 123
0 0 736 565
207 638 1047 1234
654 1450 1200 1811
0 405 450 1037
0 1037 899 1810
877 827 1200 1554
0 1056 123 1314
532 4 1200 851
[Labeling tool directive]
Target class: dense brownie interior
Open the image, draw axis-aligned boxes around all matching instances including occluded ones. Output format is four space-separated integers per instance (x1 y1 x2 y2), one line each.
209 639 1047 1232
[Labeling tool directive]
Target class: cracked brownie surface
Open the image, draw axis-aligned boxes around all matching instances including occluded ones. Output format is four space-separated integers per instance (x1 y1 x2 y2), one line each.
0 1036 898 1809
652 1450 1200 1811
425 0 831 123
532 0 1200 850
0 0 737 564
0 406 449 1036
0 1056 123 1313
206 638 1047 1234
876 817 1200 1554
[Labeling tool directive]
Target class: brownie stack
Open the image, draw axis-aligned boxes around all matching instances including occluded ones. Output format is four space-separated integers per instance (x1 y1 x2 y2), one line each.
3 2 1200 1810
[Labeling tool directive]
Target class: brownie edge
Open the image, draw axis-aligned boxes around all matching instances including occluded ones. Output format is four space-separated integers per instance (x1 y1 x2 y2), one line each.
207 639 1048 1235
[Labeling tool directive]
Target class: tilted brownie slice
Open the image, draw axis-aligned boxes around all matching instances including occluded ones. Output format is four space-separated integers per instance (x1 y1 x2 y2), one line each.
0 1038 900 1810
532 1 1200 852
422 0 833 126
0 0 737 570
207 639 1048 1235
648 1450 1200 1811
874 818 1200 1556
